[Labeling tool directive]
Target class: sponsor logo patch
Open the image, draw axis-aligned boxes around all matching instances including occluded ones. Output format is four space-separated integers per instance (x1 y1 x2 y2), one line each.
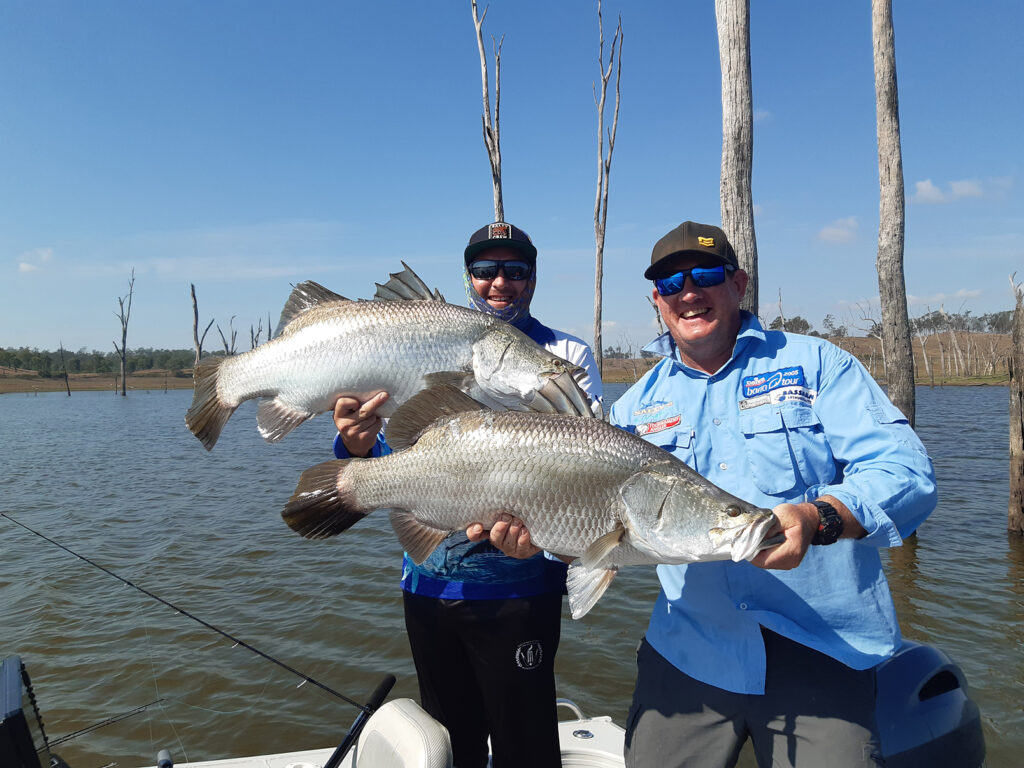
635 415 681 436
488 222 512 240
515 640 543 670
632 401 673 418
698 236 715 247
742 366 806 398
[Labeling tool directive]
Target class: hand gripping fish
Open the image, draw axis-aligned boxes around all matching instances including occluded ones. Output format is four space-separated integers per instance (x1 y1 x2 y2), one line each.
281 385 780 619
185 263 596 450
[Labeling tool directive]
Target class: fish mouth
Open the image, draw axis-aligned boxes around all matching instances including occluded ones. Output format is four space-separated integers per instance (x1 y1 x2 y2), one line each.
719 512 780 562
532 369 596 417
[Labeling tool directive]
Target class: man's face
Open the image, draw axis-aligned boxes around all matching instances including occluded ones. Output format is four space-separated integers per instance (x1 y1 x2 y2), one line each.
468 246 532 311
651 255 748 374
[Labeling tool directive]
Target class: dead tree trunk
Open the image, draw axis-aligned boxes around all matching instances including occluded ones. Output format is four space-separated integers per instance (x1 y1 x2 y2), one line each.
191 283 215 367
471 0 504 221
716 0 758 317
593 1 623 380
1010 275 1023 535
872 0 914 425
112 268 135 397
58 341 71 396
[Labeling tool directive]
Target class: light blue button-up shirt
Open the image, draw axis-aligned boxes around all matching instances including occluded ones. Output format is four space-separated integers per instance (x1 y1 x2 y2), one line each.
608 313 936 694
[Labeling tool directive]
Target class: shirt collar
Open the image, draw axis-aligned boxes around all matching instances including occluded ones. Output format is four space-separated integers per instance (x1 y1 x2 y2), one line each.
641 311 765 374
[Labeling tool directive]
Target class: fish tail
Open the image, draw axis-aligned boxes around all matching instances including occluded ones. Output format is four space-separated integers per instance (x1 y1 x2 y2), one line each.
185 356 236 450
282 459 369 538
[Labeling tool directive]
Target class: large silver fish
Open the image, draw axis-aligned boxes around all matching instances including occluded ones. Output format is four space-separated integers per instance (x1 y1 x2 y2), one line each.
282 385 779 619
185 264 596 450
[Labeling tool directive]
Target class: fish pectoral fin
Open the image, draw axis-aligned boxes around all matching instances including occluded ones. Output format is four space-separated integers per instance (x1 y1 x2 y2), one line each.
257 398 316 443
387 383 486 451
566 560 619 620
581 526 626 570
389 510 452 564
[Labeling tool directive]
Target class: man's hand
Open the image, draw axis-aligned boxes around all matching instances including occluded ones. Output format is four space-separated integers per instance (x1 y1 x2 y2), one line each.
466 513 542 559
749 502 819 570
333 391 389 457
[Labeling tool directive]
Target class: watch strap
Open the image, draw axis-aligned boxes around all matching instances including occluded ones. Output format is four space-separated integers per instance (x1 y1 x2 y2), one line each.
811 500 843 545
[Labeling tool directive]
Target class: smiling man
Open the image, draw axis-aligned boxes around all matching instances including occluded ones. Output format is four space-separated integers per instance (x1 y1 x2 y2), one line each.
480 220 937 767
331 220 601 768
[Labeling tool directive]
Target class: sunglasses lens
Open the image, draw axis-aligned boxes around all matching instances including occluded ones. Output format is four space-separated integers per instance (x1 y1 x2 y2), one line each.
691 266 726 287
655 273 686 296
501 261 532 280
469 261 500 279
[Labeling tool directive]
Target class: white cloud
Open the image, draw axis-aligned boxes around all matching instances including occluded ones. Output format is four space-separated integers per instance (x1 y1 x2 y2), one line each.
912 178 989 203
18 263 39 273
753 108 772 122
16 246 54 273
817 217 858 243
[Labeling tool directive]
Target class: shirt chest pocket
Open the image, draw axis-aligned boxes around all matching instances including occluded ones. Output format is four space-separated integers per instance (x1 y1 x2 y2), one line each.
738 404 835 495
644 423 696 464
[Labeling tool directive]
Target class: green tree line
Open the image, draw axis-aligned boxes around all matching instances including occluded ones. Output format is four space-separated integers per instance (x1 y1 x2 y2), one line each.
0 347 215 377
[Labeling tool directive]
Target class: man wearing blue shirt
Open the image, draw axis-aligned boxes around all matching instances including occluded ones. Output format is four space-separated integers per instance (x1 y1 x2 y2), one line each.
484 221 936 767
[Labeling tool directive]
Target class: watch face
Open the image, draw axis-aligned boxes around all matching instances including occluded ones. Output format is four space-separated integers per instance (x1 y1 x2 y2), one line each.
812 501 843 546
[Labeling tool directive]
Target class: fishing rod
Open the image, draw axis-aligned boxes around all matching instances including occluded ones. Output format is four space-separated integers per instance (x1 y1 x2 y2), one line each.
2 512 381 714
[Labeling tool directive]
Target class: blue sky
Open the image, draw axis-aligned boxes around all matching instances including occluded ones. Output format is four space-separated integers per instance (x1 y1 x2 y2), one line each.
2 1 1021 354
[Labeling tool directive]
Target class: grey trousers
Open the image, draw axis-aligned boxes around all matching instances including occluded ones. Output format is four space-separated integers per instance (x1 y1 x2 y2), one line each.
624 631 884 768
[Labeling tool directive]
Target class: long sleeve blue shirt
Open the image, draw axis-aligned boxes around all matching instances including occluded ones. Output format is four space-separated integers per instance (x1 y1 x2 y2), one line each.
607 313 936 694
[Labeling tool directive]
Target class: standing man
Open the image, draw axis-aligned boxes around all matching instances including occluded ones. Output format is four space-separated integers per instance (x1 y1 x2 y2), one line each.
333 221 602 768
483 221 936 767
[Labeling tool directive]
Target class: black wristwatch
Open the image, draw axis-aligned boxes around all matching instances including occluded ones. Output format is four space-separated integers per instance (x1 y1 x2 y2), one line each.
811 500 843 545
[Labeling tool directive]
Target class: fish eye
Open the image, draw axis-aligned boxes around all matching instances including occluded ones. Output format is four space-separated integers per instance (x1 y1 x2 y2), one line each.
726 505 741 518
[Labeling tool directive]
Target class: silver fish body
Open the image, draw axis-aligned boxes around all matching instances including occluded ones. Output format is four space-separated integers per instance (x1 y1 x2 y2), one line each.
282 386 778 619
185 265 595 450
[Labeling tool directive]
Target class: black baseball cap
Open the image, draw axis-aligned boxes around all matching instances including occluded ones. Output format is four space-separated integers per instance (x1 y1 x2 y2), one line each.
464 221 538 266
644 221 738 279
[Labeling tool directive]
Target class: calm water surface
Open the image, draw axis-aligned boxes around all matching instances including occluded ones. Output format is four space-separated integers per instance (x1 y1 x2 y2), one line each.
1 385 1021 767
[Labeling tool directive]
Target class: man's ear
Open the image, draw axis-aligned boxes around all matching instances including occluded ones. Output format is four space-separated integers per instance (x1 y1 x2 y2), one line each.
733 268 749 300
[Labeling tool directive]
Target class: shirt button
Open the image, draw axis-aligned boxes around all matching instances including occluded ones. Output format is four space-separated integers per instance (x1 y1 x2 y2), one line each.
719 462 728 470
713 418 721 426
739 603 748 610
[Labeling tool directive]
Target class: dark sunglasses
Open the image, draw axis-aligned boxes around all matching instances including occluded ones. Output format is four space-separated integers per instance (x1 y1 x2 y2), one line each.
468 259 533 281
654 265 735 297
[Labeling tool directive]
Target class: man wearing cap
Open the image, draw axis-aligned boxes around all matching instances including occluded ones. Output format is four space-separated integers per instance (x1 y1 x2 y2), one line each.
483 221 936 766
331 221 602 768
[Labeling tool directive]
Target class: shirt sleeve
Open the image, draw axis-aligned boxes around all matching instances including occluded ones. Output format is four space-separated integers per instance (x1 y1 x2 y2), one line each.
332 431 391 459
806 347 936 547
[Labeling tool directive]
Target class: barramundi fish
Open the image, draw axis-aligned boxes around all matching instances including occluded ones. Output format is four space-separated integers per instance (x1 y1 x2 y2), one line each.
185 263 596 450
282 385 780 619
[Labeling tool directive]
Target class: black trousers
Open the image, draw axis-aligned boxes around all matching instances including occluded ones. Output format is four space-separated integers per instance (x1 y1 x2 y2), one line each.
402 590 564 768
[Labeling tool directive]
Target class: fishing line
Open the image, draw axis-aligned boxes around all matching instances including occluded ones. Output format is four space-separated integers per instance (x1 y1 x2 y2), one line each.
2 513 367 712
46 700 165 747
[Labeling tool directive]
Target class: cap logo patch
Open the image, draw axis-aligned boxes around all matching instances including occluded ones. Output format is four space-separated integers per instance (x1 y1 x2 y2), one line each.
488 222 512 240
698 236 714 247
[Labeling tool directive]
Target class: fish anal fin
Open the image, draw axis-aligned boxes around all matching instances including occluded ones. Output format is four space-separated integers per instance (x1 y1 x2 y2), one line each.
276 281 348 336
387 382 486 451
282 459 368 539
257 398 316 443
389 509 452 564
374 262 445 302
566 560 619 619
581 526 626 570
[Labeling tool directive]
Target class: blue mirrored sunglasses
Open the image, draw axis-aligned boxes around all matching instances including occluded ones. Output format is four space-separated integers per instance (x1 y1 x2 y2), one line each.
654 265 735 297
468 259 533 281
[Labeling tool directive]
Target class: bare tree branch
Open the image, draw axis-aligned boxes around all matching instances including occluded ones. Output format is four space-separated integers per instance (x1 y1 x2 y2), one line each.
112 268 135 397
472 0 504 221
191 283 215 366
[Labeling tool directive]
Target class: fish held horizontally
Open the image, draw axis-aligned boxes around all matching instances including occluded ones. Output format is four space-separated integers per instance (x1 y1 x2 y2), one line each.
184 263 596 450
281 385 780 619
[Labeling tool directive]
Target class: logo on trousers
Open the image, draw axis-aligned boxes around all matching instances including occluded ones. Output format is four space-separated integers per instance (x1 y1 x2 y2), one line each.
515 641 543 670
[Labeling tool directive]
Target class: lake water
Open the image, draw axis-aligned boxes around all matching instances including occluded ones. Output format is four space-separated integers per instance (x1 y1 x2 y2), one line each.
1 385 1021 767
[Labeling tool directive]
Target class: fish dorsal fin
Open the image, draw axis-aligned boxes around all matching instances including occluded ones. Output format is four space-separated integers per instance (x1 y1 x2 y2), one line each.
276 281 349 336
389 509 453 564
386 383 486 451
581 525 626 570
374 261 445 302
566 560 619 619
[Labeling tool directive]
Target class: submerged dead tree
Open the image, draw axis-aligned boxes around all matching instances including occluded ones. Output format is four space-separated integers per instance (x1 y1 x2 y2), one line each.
1010 275 1024 535
592 1 623 379
471 0 504 221
113 268 135 397
716 0 759 316
191 283 215 367
872 0 915 426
